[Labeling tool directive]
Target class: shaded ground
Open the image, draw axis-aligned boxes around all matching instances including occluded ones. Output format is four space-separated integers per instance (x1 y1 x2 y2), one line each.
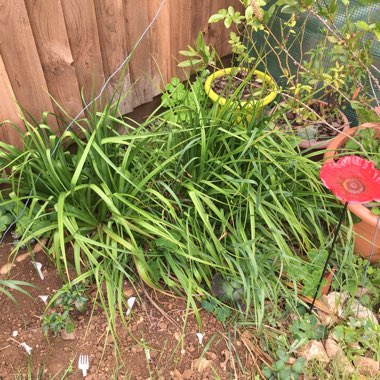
0 239 259 379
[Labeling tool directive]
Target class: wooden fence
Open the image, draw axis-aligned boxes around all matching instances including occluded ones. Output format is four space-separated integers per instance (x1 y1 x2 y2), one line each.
0 0 241 146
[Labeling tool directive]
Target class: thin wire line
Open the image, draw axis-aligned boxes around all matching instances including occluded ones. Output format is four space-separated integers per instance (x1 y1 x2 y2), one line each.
0 0 166 245
309 202 348 314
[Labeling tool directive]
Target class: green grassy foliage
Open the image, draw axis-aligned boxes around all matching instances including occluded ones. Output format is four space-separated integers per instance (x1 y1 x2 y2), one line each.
0 74 349 327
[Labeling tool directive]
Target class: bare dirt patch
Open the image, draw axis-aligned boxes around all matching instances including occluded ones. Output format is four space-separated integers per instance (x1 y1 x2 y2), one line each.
0 239 258 379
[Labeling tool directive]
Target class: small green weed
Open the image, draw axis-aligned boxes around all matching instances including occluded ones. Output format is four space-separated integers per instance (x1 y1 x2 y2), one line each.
333 317 380 361
201 298 232 323
343 256 380 310
0 204 13 233
262 349 306 380
42 284 88 336
289 311 328 342
286 248 330 297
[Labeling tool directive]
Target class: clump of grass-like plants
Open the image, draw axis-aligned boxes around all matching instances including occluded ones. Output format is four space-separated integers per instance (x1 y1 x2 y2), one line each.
0 74 349 329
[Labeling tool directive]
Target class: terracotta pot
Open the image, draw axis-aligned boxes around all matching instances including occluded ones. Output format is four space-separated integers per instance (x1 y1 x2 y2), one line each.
321 267 336 295
324 122 380 263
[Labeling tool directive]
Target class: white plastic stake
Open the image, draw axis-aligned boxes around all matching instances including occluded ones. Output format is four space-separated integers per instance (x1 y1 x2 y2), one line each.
126 296 136 316
38 295 48 304
196 332 204 345
32 262 44 280
20 342 32 355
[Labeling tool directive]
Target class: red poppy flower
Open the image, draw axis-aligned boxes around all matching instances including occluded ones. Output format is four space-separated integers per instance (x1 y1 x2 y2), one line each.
320 156 380 204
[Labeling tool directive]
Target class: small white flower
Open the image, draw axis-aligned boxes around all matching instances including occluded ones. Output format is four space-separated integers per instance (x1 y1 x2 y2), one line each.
12 331 18 337
196 332 204 345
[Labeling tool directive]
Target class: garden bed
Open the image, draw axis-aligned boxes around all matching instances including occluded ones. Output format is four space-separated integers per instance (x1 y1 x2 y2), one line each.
0 238 257 379
0 72 379 379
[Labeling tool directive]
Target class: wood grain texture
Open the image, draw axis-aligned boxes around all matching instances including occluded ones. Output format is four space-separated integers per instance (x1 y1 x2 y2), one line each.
0 53 23 147
61 0 105 105
0 0 238 146
25 0 83 122
191 0 210 41
206 0 225 57
94 0 133 114
207 0 244 61
148 0 171 91
124 0 154 108
0 0 56 128
169 0 192 80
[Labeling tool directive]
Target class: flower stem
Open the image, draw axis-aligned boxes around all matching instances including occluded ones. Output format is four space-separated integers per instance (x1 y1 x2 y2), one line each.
309 202 348 313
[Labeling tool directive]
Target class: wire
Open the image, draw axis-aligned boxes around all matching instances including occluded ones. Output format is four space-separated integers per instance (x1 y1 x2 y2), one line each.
0 0 166 244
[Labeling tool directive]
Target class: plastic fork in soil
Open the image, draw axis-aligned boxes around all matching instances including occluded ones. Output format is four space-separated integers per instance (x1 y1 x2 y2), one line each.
78 354 89 377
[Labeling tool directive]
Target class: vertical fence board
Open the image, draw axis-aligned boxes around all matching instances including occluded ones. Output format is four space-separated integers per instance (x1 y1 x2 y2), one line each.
207 0 243 62
0 54 23 147
124 0 154 108
191 0 210 41
24 0 83 123
206 0 224 57
170 0 193 80
61 0 105 105
148 0 171 91
0 0 237 146
0 0 57 128
94 0 133 114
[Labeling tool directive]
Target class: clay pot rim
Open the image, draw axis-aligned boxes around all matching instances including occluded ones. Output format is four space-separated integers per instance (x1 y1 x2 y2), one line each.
323 122 380 228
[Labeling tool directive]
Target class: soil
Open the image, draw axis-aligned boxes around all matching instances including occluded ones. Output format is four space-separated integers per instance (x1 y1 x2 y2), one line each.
0 238 262 380
279 102 345 142
211 70 269 101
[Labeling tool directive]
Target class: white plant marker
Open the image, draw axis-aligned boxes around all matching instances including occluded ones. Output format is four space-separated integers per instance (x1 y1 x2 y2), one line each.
196 332 204 345
32 262 44 280
20 342 32 355
145 348 151 360
38 295 48 304
126 296 136 316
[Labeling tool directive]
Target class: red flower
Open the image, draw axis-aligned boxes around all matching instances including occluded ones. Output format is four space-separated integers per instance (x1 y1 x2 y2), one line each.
320 156 380 204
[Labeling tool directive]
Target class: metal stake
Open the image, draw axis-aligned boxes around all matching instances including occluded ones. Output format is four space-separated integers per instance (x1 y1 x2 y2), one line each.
309 202 348 313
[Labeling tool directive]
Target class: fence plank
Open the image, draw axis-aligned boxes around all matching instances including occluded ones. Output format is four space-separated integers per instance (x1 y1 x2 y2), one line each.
148 0 171 91
25 0 83 123
61 0 105 106
124 0 154 108
206 0 224 57
207 0 243 63
191 0 210 40
0 0 56 127
0 0 237 146
0 53 23 148
94 0 133 114
170 0 193 80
